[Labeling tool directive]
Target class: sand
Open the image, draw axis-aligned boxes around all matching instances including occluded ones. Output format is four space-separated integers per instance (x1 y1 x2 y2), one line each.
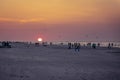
0 44 120 80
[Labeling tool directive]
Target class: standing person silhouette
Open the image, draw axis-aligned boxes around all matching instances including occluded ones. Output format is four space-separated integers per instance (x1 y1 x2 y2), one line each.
68 43 72 49
77 43 81 51
108 43 111 49
75 43 81 52
92 43 96 49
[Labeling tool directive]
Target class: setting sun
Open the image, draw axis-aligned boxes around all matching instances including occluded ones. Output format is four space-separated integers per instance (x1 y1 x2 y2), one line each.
38 38 43 42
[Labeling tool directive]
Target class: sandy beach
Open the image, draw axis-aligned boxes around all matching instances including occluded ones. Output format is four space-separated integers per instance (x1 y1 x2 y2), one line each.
0 44 120 80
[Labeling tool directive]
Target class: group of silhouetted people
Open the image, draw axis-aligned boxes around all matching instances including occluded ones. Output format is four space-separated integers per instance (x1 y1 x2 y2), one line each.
68 43 81 52
108 43 113 49
68 42 115 52
0 41 11 48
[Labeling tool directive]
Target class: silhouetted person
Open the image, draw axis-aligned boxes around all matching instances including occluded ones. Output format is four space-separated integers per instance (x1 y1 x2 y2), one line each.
2 41 11 48
2 41 5 47
111 43 114 48
75 43 81 52
68 43 72 49
92 43 96 49
97 43 100 47
108 43 111 49
71 43 74 48
77 43 81 51
35 43 39 47
74 43 77 51
50 42 53 46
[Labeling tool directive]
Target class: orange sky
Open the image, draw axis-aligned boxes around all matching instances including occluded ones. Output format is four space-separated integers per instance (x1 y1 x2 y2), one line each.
1 0 120 23
0 0 120 41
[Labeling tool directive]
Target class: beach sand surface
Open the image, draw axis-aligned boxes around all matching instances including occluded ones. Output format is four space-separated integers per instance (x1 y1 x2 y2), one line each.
0 45 120 80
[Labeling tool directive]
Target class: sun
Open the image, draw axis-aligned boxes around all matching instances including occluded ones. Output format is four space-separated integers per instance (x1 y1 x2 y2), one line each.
38 38 43 42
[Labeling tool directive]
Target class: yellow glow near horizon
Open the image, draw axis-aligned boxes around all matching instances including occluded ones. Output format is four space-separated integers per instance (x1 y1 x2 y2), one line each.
0 0 120 23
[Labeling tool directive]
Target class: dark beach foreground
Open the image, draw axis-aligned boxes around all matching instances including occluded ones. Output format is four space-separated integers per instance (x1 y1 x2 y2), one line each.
0 44 120 80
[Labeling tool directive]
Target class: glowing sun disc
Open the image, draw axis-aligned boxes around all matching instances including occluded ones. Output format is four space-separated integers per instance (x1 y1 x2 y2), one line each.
38 38 43 42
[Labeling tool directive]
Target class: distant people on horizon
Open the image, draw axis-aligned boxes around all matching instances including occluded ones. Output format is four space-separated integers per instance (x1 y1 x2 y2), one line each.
0 41 11 48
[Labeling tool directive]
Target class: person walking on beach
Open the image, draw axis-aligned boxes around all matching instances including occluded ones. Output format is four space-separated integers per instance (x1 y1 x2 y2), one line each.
74 43 81 52
77 43 81 51
74 43 77 51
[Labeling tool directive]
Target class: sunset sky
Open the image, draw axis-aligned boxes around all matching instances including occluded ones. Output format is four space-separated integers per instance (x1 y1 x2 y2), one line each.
0 0 120 42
